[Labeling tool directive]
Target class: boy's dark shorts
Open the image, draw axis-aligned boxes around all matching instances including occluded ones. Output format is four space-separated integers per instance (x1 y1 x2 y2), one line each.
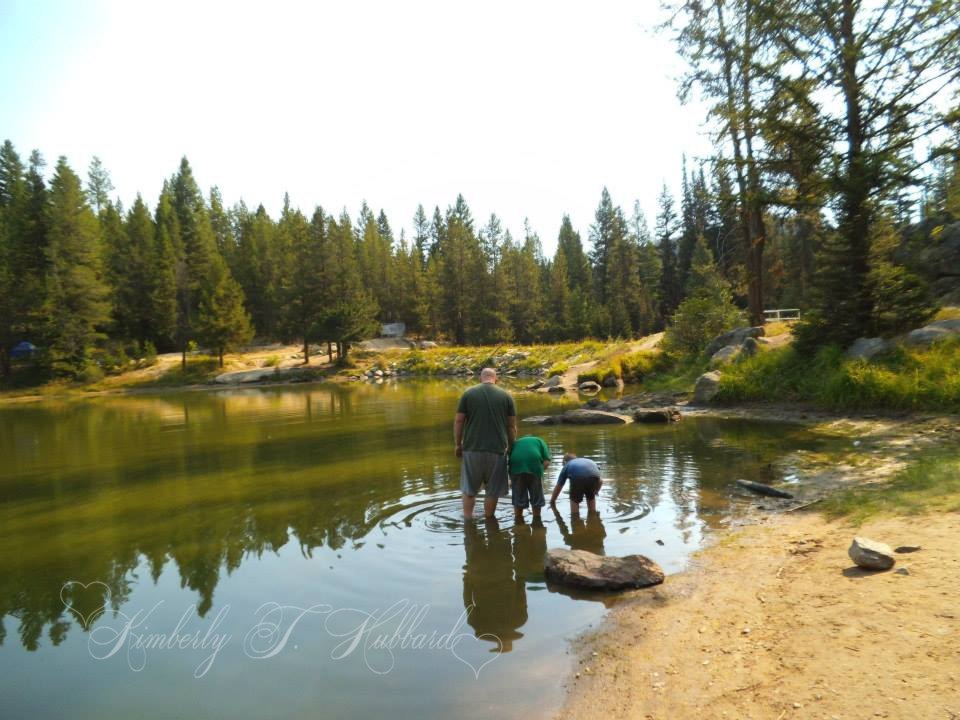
569 475 601 504
510 472 545 509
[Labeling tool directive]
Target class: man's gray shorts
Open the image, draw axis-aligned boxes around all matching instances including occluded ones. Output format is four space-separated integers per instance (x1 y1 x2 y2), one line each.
460 451 509 497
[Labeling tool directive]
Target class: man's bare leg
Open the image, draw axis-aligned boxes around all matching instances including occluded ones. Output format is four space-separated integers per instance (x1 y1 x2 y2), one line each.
463 493 476 519
532 506 542 522
484 495 499 518
514 506 524 522
570 499 580 516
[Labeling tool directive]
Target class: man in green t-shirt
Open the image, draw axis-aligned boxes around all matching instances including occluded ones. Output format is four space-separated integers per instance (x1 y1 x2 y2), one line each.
508 434 551 523
454 368 517 519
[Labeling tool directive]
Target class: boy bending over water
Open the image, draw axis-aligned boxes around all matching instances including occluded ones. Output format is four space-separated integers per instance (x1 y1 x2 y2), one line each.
549 453 602 514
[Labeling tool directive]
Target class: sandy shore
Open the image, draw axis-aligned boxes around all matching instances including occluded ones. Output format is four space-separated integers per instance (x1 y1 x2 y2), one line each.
558 510 960 720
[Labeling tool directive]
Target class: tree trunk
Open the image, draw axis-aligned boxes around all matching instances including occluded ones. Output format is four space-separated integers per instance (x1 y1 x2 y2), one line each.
218 347 224 368
182 347 187 370
303 337 310 365
327 341 333 363
0 347 10 378
746 205 766 327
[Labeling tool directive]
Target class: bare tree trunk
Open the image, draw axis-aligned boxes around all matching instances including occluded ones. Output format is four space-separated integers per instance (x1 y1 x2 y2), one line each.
303 337 310 365
327 341 333 363
218 347 224 368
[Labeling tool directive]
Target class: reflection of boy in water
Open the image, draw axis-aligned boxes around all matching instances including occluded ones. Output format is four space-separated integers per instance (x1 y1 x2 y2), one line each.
549 453 602 514
461 518 525 652
552 506 607 556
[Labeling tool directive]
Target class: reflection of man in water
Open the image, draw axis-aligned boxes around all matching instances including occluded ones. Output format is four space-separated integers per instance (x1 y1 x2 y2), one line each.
552 506 607 555
461 518 525 652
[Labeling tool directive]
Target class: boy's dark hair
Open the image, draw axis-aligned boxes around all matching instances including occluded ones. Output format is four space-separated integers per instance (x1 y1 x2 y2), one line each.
563 452 576 463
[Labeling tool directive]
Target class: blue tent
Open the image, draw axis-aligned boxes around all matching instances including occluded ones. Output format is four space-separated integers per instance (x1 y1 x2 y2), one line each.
11 341 36 359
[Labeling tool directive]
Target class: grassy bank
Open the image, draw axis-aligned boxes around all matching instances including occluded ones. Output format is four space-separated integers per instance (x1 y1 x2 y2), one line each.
716 338 960 411
819 450 960 524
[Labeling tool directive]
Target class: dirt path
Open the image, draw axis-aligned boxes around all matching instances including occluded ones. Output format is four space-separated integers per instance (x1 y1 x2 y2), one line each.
559 510 960 720
554 333 665 390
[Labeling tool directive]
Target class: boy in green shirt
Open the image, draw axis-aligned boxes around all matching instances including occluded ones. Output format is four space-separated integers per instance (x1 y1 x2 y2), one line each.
508 435 551 523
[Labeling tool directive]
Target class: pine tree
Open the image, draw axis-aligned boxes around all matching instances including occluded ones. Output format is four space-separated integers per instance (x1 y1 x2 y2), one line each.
655 185 681 327
588 187 617 304
194 260 252 367
277 203 325 362
86 156 114 215
664 236 741 356
42 157 111 376
152 188 180 349
0 141 28 375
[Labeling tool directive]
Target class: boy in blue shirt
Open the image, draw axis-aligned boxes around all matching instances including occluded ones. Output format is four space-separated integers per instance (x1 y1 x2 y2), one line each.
549 453 602 514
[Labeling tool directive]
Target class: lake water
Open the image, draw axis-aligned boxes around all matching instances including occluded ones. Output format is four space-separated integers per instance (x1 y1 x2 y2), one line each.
0 380 839 719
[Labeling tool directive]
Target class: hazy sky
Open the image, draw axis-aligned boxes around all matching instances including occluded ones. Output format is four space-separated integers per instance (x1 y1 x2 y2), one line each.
0 0 712 252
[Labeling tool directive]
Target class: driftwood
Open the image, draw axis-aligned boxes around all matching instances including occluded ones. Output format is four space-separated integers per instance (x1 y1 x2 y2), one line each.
735 479 794 500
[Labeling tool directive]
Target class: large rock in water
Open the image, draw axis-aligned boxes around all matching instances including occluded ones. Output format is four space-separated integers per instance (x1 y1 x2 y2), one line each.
693 371 722 404
634 407 682 423
544 548 665 590
561 409 632 425
578 380 602 393
848 537 896 570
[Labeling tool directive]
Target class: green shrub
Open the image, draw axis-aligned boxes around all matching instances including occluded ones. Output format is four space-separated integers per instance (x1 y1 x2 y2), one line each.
263 355 281 367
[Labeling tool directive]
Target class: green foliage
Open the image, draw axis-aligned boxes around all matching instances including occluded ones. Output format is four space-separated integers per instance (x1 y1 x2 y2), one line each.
717 339 960 411
663 237 742 357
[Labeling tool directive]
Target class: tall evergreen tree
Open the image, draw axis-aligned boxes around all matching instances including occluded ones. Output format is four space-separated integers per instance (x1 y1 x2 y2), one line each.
86 156 114 214
42 157 111 375
655 185 681 327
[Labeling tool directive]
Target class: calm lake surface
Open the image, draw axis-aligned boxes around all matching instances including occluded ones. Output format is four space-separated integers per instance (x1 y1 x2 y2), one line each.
0 381 840 719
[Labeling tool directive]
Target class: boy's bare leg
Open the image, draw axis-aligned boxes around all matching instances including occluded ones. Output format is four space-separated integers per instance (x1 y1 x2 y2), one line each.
570 499 580 516
586 496 597 513
462 493 476 519
484 495 498 518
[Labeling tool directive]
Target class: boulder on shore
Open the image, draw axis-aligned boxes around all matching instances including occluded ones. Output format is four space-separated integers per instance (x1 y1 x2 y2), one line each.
561 409 632 425
543 374 563 388
904 319 960 347
847 337 891 360
848 537 896 571
578 381 602 393
710 345 741 367
693 371 722 405
544 548 665 590
706 326 765 357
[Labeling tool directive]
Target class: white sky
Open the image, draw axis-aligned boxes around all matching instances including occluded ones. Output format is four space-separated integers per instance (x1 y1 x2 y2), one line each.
0 0 713 252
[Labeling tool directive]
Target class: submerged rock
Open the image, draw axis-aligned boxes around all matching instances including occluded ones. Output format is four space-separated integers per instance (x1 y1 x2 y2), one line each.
561 409 632 425
578 381 602 393
693 371 722 405
634 408 682 424
544 548 665 590
521 415 559 425
849 537 896 570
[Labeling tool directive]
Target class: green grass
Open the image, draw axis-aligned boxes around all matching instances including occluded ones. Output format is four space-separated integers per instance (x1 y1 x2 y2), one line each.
127 356 222 387
376 341 616 376
820 451 960 524
716 338 960 411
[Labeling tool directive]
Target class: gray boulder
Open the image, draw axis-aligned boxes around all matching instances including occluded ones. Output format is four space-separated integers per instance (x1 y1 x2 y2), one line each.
848 537 896 571
741 336 759 357
904 319 960 347
847 337 891 360
522 415 559 425
561 409 632 425
706 326 765 357
602 375 624 389
547 385 567 394
419 340 438 349
543 374 563 388
710 345 741 367
544 548 665 590
525 380 544 390
693 371 722 405
578 381 602 393
634 408 682 424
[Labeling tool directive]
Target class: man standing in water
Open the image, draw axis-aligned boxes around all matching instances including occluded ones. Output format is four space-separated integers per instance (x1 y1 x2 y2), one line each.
454 368 517 519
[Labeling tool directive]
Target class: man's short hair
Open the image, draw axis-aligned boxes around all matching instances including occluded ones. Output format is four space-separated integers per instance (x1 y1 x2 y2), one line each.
480 367 497 382
563 452 577 463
